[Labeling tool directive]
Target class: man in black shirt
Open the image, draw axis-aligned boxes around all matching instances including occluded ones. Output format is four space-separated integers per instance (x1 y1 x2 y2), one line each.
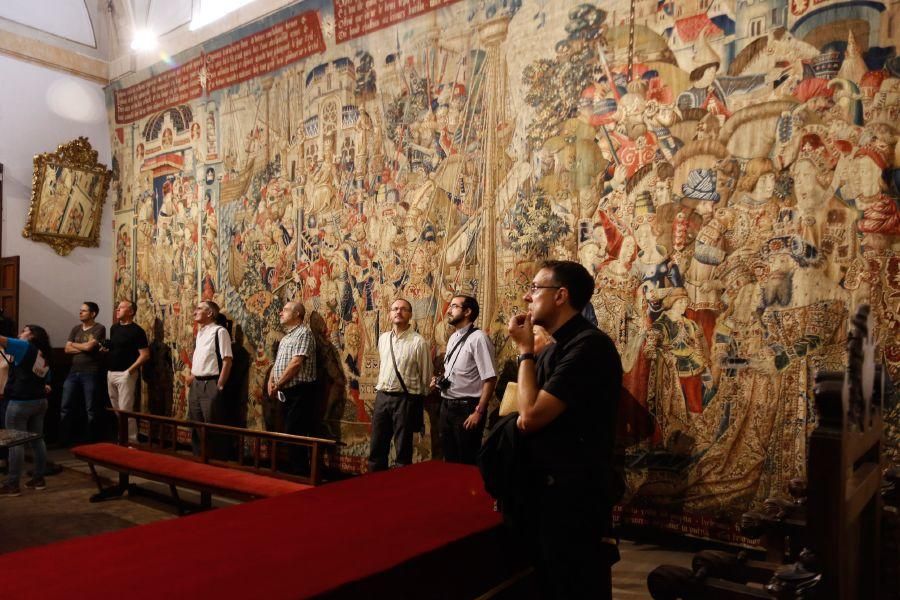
507 260 623 599
104 300 149 442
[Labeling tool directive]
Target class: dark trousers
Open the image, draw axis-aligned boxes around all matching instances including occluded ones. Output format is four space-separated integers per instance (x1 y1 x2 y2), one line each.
439 397 485 464
59 371 102 444
280 381 317 473
520 482 616 600
0 397 7 464
188 379 221 456
367 390 421 472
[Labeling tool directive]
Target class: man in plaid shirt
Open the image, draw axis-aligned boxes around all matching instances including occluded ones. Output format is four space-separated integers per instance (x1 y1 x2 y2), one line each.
269 301 317 472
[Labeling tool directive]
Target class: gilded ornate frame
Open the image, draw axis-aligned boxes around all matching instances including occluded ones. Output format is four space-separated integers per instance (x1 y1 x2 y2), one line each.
23 137 112 256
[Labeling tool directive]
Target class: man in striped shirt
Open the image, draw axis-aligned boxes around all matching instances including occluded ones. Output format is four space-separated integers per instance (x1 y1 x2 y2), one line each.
269 301 317 472
368 298 432 471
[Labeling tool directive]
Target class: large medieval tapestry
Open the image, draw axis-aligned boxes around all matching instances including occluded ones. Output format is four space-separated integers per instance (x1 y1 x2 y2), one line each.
106 0 900 538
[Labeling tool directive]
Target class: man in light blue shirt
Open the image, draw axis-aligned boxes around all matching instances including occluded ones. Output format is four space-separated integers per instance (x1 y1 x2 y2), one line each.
434 295 496 464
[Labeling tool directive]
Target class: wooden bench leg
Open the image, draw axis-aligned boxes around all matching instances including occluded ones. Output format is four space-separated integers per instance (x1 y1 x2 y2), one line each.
88 464 127 503
88 464 105 494
168 487 212 515
169 484 187 515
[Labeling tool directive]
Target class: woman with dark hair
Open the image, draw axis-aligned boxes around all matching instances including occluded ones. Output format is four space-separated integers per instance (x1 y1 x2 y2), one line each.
0 325 52 496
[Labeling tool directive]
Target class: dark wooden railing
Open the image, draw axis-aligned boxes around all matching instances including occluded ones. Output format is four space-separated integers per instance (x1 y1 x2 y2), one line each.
112 409 339 486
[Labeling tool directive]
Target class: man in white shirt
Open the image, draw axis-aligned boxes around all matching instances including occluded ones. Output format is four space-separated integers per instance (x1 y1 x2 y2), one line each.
368 298 432 471
187 300 232 455
433 295 496 464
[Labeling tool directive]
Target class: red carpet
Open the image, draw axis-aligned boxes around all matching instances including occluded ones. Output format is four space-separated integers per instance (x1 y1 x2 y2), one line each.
0 461 515 599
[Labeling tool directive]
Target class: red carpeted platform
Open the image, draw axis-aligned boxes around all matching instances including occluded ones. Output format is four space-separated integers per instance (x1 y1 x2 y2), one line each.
0 461 521 599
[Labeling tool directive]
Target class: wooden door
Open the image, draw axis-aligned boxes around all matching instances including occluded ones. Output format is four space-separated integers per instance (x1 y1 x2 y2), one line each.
0 256 19 332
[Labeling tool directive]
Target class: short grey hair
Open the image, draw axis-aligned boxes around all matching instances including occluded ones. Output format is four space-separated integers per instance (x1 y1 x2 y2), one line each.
201 300 220 319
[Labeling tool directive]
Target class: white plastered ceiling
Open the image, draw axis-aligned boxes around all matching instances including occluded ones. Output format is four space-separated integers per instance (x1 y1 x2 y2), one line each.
0 0 300 84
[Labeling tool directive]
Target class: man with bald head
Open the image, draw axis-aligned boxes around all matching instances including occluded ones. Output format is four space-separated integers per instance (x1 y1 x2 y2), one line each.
368 298 432 471
104 300 150 442
188 300 233 455
269 300 317 471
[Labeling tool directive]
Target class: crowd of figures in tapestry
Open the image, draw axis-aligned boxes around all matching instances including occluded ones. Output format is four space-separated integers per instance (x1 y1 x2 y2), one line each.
106 0 900 531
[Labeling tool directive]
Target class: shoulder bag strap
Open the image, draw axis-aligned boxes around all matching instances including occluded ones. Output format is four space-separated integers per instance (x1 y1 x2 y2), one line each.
214 326 222 373
389 332 410 396
444 325 478 375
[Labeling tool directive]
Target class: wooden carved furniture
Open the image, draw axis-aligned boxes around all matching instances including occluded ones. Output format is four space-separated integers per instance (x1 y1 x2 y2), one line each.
739 478 807 564
647 305 885 600
806 304 884 600
883 468 900 599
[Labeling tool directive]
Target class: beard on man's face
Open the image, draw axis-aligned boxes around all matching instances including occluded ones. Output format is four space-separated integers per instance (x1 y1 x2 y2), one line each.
762 270 793 308
448 313 465 326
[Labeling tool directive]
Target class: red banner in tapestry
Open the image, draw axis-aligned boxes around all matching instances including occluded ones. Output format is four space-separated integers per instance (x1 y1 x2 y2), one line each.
114 11 325 124
204 11 326 92
114 58 203 124
334 0 463 44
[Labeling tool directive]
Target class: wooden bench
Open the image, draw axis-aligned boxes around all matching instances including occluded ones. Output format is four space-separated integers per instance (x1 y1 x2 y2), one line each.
72 410 338 512
116 409 338 483
72 443 311 511
647 305 887 600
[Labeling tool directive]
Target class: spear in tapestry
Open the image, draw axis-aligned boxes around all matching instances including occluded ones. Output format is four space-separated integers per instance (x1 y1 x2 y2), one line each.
595 44 621 166
395 28 410 95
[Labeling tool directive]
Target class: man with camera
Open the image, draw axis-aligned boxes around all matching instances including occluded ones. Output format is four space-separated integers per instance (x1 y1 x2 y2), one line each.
368 298 431 472
433 295 496 464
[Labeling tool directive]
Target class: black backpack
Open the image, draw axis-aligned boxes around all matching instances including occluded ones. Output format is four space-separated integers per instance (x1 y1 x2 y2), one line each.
477 413 524 502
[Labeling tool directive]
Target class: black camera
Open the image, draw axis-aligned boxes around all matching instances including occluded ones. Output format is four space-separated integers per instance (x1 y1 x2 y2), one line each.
436 377 451 391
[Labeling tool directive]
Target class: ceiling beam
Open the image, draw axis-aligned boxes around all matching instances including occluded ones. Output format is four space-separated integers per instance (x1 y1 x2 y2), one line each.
0 28 108 84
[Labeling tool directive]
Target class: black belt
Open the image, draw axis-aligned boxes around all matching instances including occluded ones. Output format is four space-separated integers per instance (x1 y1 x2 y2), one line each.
194 375 219 381
281 381 315 392
443 396 479 404
379 390 406 396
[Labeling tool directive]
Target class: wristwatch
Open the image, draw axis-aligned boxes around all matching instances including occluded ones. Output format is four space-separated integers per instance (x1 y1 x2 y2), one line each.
517 352 535 365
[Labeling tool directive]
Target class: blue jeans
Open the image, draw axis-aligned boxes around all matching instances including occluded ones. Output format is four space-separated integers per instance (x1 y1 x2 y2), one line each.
60 371 101 444
5 398 48 486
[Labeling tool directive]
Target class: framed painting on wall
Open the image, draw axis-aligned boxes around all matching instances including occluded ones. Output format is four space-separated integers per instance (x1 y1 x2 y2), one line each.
23 137 112 256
